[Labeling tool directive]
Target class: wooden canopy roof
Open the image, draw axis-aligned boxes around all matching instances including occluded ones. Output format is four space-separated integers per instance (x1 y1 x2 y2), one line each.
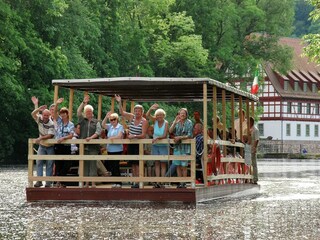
52 77 258 102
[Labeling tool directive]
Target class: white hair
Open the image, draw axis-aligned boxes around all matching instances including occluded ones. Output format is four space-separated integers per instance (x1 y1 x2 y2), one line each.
155 108 166 117
84 104 94 113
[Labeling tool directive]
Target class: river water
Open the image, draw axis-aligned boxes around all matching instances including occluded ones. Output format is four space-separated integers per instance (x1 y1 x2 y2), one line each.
0 159 320 240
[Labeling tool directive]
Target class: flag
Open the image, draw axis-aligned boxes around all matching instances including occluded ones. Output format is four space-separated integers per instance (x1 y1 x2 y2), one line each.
251 67 259 94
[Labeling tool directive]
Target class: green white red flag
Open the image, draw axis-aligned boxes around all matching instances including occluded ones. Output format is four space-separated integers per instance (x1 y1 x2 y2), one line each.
251 68 259 94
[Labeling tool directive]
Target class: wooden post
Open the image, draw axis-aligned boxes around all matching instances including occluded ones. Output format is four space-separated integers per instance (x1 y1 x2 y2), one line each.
222 89 227 176
222 89 227 152
130 101 135 113
239 96 243 142
28 139 34 187
98 94 102 120
79 142 84 187
139 142 144 188
203 82 208 187
231 94 235 139
213 86 217 140
54 85 59 104
190 139 196 188
111 97 115 112
122 100 127 128
246 99 252 182
246 99 250 134
68 88 74 121
231 93 235 158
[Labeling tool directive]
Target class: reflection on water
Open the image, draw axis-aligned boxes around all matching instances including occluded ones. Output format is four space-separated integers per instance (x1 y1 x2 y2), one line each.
1 160 320 239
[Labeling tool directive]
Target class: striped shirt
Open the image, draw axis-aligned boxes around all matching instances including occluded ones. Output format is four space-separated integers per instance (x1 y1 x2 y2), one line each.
195 134 204 164
129 117 143 135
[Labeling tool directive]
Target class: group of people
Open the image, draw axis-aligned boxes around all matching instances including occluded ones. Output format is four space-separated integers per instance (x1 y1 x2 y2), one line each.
31 94 259 189
209 109 259 184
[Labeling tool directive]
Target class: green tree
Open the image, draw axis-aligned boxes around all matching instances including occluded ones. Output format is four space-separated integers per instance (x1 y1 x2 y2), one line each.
174 0 295 80
303 0 320 64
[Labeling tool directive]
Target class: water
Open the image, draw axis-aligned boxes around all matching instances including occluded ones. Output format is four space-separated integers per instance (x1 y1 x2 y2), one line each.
0 159 320 239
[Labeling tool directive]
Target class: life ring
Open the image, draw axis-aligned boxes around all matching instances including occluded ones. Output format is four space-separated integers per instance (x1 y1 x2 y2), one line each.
210 143 221 176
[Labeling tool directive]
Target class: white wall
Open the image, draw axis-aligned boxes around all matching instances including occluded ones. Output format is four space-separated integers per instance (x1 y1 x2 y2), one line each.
259 120 320 141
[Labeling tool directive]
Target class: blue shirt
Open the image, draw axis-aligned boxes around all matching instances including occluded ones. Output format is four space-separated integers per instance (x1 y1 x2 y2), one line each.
55 117 74 139
106 123 124 152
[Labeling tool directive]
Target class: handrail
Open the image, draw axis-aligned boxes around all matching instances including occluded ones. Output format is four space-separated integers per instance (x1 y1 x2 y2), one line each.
28 138 196 188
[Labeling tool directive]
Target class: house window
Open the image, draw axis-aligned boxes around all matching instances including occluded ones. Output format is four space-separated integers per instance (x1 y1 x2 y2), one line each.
312 83 317 93
286 124 291 136
303 83 307 92
294 82 299 91
315 125 319 137
284 81 288 91
297 124 301 136
307 103 311 114
315 104 319 115
287 102 291 113
297 103 302 114
258 123 264 136
306 124 310 137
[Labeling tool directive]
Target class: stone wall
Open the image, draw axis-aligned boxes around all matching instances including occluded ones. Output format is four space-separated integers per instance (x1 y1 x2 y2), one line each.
258 140 320 154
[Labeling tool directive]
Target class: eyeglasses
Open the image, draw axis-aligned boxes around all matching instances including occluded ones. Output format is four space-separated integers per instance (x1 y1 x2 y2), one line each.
110 118 116 122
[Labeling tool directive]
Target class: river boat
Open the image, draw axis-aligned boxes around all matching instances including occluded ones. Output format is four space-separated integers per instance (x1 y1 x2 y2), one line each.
27 77 260 203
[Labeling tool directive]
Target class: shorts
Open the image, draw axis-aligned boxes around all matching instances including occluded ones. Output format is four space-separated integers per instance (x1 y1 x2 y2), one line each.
173 149 189 167
152 145 169 163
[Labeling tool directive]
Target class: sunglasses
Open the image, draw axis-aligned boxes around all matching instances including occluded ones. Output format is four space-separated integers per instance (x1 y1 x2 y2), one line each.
110 118 117 122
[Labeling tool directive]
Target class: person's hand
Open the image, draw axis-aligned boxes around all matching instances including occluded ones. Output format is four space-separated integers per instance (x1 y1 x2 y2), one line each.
35 137 41 144
150 103 159 110
106 111 112 118
39 105 47 111
31 96 38 106
57 137 64 144
152 138 158 144
115 94 121 103
83 95 90 104
56 98 64 104
174 136 181 144
174 115 181 124
85 137 91 142
127 134 136 139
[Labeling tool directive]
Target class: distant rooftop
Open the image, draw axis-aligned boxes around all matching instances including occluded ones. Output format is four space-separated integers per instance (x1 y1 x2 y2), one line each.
266 37 320 99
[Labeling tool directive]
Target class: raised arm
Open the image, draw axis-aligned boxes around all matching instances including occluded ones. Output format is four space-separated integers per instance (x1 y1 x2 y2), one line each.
53 97 64 120
77 95 89 117
169 115 180 134
101 111 112 129
31 105 47 121
114 94 133 121
31 96 39 109
146 103 159 122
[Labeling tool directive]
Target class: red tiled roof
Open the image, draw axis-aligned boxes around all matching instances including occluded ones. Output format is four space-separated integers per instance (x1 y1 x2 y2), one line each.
265 37 320 100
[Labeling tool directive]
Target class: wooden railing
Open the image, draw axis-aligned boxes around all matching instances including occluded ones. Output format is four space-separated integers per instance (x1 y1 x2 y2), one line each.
206 140 253 183
28 138 196 188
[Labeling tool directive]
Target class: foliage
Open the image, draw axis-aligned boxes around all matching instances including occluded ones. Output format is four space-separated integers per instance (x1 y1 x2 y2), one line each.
0 0 296 163
173 0 295 80
303 0 320 64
